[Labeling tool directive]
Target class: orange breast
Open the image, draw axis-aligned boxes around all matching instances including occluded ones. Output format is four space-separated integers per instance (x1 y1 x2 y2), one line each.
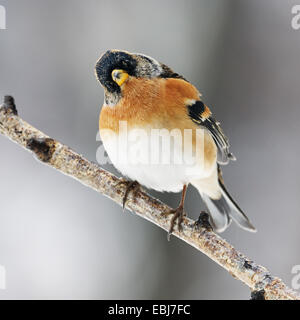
99 77 217 168
99 77 200 132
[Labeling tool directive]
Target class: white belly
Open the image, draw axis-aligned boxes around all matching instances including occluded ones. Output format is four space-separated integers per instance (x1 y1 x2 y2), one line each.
100 126 216 192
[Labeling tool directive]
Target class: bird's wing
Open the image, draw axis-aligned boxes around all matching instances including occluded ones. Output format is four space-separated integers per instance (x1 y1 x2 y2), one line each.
187 100 236 165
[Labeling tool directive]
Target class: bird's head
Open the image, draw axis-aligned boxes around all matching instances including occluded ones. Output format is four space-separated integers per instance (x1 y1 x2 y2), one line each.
95 49 184 105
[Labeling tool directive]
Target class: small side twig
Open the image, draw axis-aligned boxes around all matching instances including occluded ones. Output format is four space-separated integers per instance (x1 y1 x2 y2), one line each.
0 96 299 300
250 289 266 300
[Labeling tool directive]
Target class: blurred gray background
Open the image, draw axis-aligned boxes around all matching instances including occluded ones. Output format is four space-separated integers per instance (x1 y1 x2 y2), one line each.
0 0 300 299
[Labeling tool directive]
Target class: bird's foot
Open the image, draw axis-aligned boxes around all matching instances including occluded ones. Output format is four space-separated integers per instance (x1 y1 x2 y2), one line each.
194 211 213 232
162 205 186 240
116 179 140 210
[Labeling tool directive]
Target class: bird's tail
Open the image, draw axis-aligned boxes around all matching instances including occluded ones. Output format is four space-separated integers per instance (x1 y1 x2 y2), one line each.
194 167 256 233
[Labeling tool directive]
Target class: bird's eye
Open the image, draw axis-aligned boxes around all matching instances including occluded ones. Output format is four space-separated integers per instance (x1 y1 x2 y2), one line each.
111 69 129 86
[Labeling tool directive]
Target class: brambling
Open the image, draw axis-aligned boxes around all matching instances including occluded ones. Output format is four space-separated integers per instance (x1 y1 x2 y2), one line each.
95 50 256 235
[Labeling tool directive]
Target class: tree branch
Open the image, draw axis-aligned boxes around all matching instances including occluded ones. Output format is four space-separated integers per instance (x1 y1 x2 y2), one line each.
0 96 299 300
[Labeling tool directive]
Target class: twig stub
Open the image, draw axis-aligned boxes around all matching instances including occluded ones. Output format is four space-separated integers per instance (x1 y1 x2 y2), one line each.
251 289 266 300
194 211 213 231
2 95 18 115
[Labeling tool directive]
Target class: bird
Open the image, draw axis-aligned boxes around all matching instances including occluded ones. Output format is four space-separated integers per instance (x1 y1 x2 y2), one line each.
95 49 256 235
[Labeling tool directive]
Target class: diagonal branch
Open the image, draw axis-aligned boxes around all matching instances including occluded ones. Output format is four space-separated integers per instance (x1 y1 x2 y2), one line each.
0 96 299 300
